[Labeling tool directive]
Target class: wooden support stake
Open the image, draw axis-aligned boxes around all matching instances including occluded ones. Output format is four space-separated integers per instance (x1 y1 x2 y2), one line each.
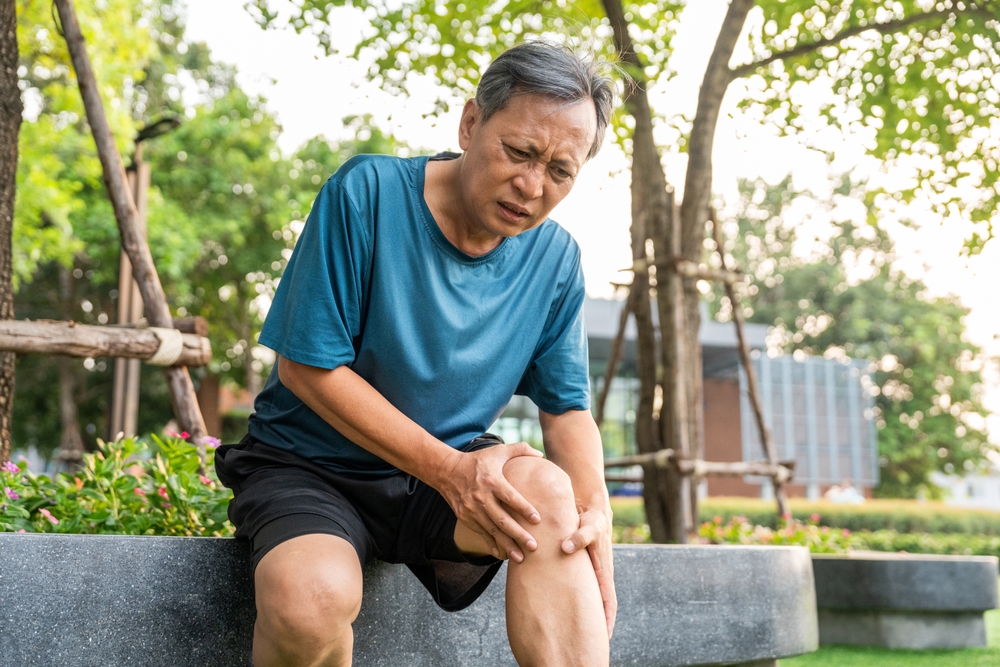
116 316 210 338
668 197 693 537
595 287 635 427
54 0 206 440
626 258 745 285
710 210 790 517
0 320 211 367
604 448 794 482
672 259 745 285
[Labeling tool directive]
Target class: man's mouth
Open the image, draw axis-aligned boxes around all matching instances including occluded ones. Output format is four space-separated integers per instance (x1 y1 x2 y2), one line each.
498 201 529 219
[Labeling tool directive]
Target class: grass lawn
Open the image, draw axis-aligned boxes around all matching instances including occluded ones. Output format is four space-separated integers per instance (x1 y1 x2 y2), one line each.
782 605 1000 666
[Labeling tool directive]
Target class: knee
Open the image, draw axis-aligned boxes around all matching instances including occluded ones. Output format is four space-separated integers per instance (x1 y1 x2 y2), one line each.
503 457 577 529
255 553 362 652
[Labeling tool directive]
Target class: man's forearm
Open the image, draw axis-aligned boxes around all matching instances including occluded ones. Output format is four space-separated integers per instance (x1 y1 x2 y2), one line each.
278 356 458 488
539 409 610 516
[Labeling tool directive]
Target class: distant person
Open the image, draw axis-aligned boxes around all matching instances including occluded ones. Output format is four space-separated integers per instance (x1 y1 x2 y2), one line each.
215 42 617 666
826 480 865 504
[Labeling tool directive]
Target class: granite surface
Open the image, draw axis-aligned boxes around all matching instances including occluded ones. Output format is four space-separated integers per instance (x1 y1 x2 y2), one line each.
0 534 818 667
812 552 999 612
817 610 987 649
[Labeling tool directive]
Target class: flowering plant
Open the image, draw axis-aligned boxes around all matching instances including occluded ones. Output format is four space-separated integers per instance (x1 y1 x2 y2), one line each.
695 513 852 553
0 436 233 536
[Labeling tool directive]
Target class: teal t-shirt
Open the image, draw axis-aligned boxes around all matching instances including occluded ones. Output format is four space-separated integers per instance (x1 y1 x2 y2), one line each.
248 154 590 476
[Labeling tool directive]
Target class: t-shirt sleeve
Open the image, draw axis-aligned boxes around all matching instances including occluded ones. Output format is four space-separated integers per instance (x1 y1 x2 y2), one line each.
257 178 371 370
515 250 591 414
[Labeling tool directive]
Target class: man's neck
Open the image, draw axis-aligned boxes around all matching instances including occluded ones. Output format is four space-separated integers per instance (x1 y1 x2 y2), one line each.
424 157 504 258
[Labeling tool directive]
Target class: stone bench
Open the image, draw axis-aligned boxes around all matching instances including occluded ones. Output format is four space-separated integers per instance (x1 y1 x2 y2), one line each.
812 551 999 649
0 534 818 666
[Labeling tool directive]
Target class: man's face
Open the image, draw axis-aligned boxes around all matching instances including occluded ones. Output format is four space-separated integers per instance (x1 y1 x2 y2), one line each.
456 93 597 239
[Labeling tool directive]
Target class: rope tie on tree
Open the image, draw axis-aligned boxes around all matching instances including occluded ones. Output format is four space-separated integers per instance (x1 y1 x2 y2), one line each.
146 327 184 366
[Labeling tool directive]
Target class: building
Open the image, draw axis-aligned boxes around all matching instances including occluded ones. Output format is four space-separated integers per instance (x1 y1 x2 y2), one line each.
494 297 880 499
929 470 1000 511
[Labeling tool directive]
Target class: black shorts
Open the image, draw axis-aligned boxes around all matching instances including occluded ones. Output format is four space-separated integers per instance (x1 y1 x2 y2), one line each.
214 434 504 612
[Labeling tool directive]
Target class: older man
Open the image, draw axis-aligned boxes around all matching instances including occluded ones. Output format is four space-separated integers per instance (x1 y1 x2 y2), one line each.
216 41 618 667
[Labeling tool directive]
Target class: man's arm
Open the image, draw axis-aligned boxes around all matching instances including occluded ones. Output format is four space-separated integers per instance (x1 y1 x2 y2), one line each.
277 356 542 561
539 408 617 638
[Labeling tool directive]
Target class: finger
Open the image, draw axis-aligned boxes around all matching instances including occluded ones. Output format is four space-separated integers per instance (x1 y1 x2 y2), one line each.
589 545 618 639
496 478 541 525
486 518 524 562
486 500 537 554
561 522 599 554
467 520 502 559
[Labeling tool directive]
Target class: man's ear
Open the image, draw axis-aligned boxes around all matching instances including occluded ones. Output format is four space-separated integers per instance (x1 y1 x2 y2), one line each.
457 99 479 151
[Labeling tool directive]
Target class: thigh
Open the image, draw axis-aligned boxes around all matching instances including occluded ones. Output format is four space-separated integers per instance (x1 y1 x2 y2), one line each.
218 438 376 569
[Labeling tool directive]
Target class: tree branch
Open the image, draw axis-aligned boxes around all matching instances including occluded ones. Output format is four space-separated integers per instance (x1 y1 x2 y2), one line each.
731 6 991 79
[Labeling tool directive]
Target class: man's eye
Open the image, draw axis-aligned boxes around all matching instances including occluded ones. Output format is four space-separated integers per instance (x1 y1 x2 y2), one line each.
506 144 530 158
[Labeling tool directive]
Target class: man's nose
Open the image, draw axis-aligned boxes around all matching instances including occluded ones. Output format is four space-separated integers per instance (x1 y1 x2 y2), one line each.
512 163 544 200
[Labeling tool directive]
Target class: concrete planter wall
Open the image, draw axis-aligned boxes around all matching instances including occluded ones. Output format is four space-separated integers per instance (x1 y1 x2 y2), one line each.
812 551 1000 649
0 534 818 667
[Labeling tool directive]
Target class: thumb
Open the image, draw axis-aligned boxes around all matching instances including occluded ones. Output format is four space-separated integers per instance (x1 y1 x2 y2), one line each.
562 524 598 554
508 441 543 458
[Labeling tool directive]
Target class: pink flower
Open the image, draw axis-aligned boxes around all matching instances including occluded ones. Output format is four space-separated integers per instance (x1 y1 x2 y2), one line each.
1 461 19 473
158 486 170 500
166 430 190 439
810 513 821 523
4 487 18 500
134 488 147 497
38 508 59 525
17 529 25 533
162 503 173 509
200 436 222 449
199 474 214 487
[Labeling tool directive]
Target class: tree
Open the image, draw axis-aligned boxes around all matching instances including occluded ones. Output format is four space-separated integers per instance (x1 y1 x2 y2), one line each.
0 0 22 462
712 176 994 498
12 0 415 459
243 0 1000 541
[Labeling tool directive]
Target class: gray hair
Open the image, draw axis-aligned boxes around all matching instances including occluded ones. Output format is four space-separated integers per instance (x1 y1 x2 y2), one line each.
475 41 617 161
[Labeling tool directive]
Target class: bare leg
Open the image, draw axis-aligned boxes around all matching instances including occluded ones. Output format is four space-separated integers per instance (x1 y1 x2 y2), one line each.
455 457 609 667
253 534 363 667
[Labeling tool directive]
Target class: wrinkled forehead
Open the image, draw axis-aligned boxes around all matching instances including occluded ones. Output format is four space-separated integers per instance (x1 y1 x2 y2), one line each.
487 94 597 153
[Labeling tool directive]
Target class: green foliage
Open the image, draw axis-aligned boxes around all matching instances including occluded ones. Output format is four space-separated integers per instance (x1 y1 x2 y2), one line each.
851 529 1000 558
712 177 993 497
13 0 415 457
241 0 684 152
245 1 1000 249
743 0 1000 250
0 436 233 536
699 497 1000 535
696 515 854 553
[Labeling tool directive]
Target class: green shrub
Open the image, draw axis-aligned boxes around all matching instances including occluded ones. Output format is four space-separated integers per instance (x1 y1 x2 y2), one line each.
850 530 1000 559
699 497 1000 536
609 496 645 528
696 515 852 553
1 436 233 536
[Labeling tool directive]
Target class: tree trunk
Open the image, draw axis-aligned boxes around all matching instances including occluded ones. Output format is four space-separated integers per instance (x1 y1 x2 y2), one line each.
56 266 84 466
53 0 207 441
677 0 755 525
652 190 692 542
601 0 681 543
0 0 23 463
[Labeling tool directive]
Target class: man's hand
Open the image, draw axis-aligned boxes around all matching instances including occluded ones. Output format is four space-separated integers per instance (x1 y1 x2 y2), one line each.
437 443 544 562
562 506 617 639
